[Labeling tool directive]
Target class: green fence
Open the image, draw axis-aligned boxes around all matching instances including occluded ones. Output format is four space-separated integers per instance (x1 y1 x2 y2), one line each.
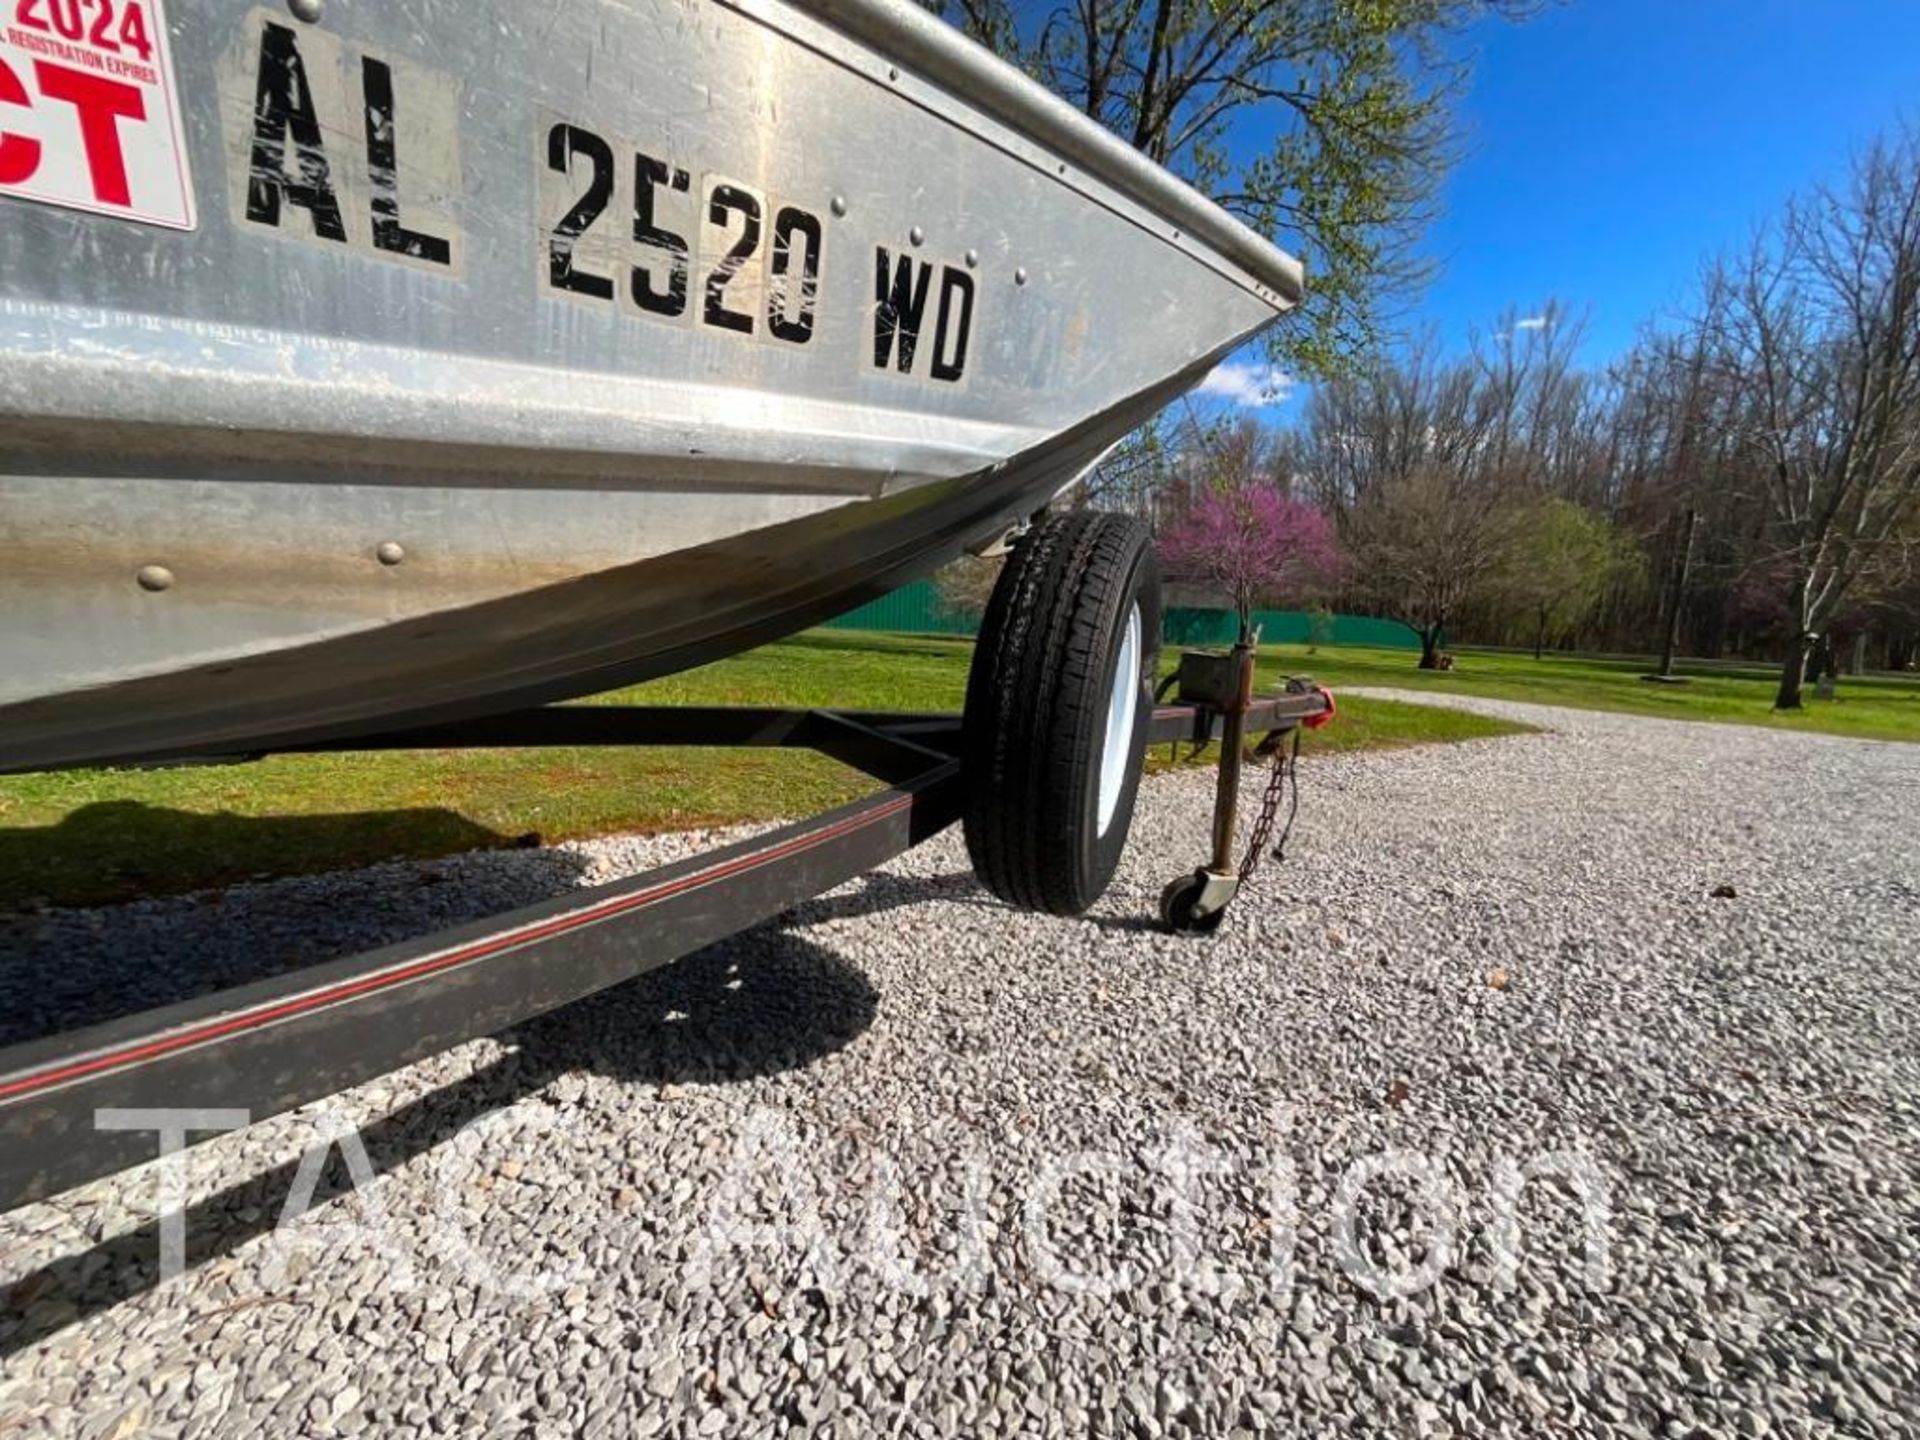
1161 608 1420 649
821 580 976 635
823 581 1418 649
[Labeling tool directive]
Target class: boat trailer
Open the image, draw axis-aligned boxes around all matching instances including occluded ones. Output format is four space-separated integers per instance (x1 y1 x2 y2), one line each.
0 677 1329 1213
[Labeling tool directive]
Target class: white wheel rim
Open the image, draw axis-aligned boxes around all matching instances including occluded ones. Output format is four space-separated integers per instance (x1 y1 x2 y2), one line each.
1096 602 1143 838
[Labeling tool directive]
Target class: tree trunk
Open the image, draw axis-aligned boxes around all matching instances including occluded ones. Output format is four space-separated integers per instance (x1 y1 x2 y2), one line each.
1774 635 1813 710
1418 625 1443 669
1806 635 1831 687
1533 606 1547 662
1657 507 1697 678
1776 569 1822 709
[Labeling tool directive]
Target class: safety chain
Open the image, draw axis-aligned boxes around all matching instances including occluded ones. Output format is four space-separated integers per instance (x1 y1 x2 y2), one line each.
1236 729 1303 886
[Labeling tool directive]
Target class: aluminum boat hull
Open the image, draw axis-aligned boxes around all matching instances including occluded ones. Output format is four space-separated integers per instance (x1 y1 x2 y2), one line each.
0 0 1299 772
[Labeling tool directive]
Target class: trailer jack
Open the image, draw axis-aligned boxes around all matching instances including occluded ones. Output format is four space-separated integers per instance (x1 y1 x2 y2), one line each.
1159 642 1333 935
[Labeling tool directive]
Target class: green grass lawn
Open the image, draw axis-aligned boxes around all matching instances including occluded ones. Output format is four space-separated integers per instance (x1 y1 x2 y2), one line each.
1277 643 1920 743
0 630 1522 910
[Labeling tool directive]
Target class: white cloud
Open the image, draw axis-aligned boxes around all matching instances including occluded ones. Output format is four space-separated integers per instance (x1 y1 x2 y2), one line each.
1512 315 1550 331
1196 360 1296 408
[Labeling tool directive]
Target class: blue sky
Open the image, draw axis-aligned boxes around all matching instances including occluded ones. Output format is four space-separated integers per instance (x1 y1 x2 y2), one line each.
1422 0 1920 363
1196 0 1920 414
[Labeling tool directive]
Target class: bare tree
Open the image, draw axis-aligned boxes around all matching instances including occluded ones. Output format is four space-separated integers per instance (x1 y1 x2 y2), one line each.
1273 125 1920 680
1467 301 1590 487
1071 420 1177 520
930 553 1004 619
1297 316 1590 666
1706 129 1920 707
1345 464 1519 666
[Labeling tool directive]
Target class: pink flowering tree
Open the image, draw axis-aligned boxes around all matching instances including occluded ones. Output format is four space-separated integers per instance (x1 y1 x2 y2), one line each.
1158 480 1343 639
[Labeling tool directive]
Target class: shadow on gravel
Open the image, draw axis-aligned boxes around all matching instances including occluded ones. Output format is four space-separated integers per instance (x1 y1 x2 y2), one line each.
1083 913 1171 935
0 843 595 1048
0 924 876 1357
785 868 988 925
785 868 1175 935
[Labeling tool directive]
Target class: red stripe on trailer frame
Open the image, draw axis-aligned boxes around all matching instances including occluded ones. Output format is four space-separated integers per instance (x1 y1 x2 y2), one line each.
0 791 919 1105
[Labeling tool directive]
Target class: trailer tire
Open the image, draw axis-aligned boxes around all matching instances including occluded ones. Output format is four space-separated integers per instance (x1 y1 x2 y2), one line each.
962 511 1161 915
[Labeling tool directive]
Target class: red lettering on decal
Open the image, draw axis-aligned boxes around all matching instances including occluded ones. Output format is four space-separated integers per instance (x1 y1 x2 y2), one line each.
33 56 140 203
0 55 38 184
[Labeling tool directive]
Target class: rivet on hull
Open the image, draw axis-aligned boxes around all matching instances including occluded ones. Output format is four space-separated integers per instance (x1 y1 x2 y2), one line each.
136 565 174 593
287 0 323 22
830 195 848 217
909 226 925 246
376 541 407 566
1014 267 1029 286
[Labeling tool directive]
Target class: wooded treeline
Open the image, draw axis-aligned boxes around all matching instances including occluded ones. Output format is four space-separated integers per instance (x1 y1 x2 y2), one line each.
1095 125 1920 703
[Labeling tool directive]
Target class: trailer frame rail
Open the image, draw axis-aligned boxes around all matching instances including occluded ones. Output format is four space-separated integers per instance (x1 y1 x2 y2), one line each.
0 690 1328 1212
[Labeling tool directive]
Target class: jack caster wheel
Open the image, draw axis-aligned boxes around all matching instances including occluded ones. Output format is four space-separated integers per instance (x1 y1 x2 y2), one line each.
963 510 1161 916
1159 869 1229 935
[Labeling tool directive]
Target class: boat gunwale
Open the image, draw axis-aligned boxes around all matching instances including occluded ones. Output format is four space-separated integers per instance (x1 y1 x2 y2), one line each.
790 0 1305 307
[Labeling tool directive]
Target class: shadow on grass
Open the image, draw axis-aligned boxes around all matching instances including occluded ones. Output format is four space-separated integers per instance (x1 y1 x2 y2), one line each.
783 630 974 662
0 799 526 914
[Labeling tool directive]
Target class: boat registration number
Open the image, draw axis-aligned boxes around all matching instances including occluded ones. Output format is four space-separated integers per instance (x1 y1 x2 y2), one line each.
223 10 979 387
535 122 976 387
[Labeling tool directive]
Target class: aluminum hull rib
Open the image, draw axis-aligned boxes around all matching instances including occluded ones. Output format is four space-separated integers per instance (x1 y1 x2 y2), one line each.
0 0 1300 772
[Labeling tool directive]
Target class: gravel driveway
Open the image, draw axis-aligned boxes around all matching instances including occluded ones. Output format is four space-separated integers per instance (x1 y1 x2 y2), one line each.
3 696 1917 1438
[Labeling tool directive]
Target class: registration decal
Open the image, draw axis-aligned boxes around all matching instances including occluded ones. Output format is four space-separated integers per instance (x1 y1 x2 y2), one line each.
0 0 195 229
